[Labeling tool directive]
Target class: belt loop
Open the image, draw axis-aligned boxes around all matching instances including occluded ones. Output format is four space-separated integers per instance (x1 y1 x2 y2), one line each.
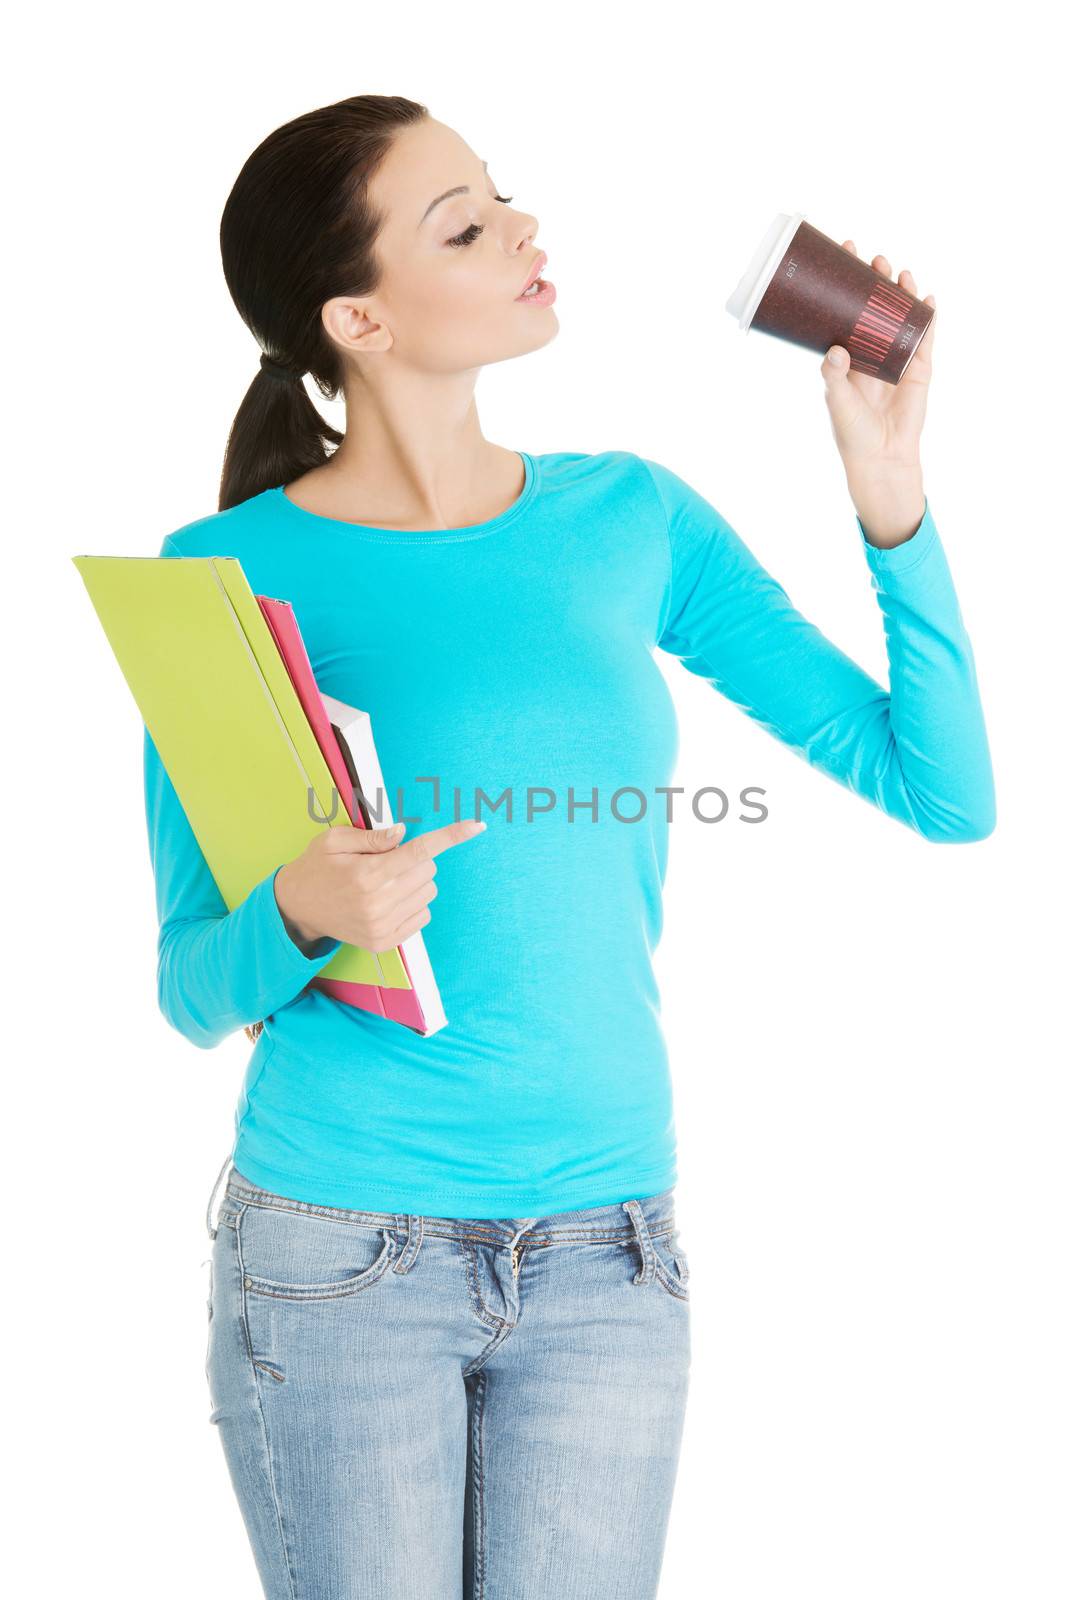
205 1145 235 1241
622 1198 654 1286
392 1213 424 1274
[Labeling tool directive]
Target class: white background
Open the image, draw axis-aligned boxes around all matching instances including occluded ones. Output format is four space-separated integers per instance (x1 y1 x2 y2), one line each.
12 1 1063 1595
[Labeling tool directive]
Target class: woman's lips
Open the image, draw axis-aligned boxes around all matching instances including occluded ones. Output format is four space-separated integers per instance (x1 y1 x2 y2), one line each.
515 251 548 297
515 278 557 307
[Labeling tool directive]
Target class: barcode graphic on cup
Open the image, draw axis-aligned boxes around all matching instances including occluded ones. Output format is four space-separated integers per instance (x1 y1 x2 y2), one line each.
848 280 916 376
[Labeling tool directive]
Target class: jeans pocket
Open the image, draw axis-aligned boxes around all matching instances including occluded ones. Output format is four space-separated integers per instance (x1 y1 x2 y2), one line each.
648 1227 690 1300
238 1203 397 1301
623 1197 691 1302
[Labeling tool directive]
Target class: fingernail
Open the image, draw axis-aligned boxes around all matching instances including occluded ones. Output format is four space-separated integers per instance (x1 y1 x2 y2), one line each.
828 349 846 367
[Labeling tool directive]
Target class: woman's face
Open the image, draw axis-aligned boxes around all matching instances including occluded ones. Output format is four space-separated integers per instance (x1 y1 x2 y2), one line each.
326 117 558 375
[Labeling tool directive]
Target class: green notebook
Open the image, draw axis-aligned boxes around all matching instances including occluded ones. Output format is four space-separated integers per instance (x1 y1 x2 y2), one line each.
72 552 409 990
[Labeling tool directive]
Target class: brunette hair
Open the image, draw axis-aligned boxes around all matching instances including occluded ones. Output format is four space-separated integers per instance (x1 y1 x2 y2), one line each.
217 93 428 1042
218 92 429 516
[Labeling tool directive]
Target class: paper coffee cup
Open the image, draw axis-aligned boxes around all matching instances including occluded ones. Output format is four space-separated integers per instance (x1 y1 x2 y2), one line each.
725 212 933 384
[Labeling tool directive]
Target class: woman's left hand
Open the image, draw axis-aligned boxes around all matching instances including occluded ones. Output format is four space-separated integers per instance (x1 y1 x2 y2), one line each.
822 241 936 544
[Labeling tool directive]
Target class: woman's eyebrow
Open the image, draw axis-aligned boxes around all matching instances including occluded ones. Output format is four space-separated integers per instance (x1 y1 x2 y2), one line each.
419 160 489 226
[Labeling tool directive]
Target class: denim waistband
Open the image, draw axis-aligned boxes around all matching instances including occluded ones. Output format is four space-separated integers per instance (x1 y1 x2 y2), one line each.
214 1163 677 1247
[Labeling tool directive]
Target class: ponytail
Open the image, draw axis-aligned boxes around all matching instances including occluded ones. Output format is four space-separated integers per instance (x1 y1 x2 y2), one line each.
219 359 343 513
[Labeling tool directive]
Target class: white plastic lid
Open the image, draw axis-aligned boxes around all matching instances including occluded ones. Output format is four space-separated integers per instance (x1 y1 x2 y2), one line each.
724 212 806 332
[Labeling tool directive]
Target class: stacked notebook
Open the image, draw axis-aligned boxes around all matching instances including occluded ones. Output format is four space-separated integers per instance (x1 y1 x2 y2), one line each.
72 550 446 1036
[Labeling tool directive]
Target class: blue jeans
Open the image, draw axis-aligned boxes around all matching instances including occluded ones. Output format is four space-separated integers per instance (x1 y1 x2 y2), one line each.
205 1163 692 1598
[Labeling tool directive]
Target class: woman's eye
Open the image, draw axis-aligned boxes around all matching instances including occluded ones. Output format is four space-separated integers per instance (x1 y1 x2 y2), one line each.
446 194 515 249
447 222 485 249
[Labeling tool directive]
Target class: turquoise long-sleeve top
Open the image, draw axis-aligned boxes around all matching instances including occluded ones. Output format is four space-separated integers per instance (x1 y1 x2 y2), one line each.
144 450 995 1217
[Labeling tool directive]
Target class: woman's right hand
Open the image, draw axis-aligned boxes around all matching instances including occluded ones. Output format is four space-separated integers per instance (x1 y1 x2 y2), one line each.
273 817 486 952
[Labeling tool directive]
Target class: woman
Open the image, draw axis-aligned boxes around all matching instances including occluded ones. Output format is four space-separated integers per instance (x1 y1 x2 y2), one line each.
144 95 995 1598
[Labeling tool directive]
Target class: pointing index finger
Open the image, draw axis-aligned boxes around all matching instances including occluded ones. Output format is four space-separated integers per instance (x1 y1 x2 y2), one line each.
393 818 487 863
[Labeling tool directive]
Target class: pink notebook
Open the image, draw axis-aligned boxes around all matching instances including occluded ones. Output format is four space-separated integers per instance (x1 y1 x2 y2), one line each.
256 593 440 1036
